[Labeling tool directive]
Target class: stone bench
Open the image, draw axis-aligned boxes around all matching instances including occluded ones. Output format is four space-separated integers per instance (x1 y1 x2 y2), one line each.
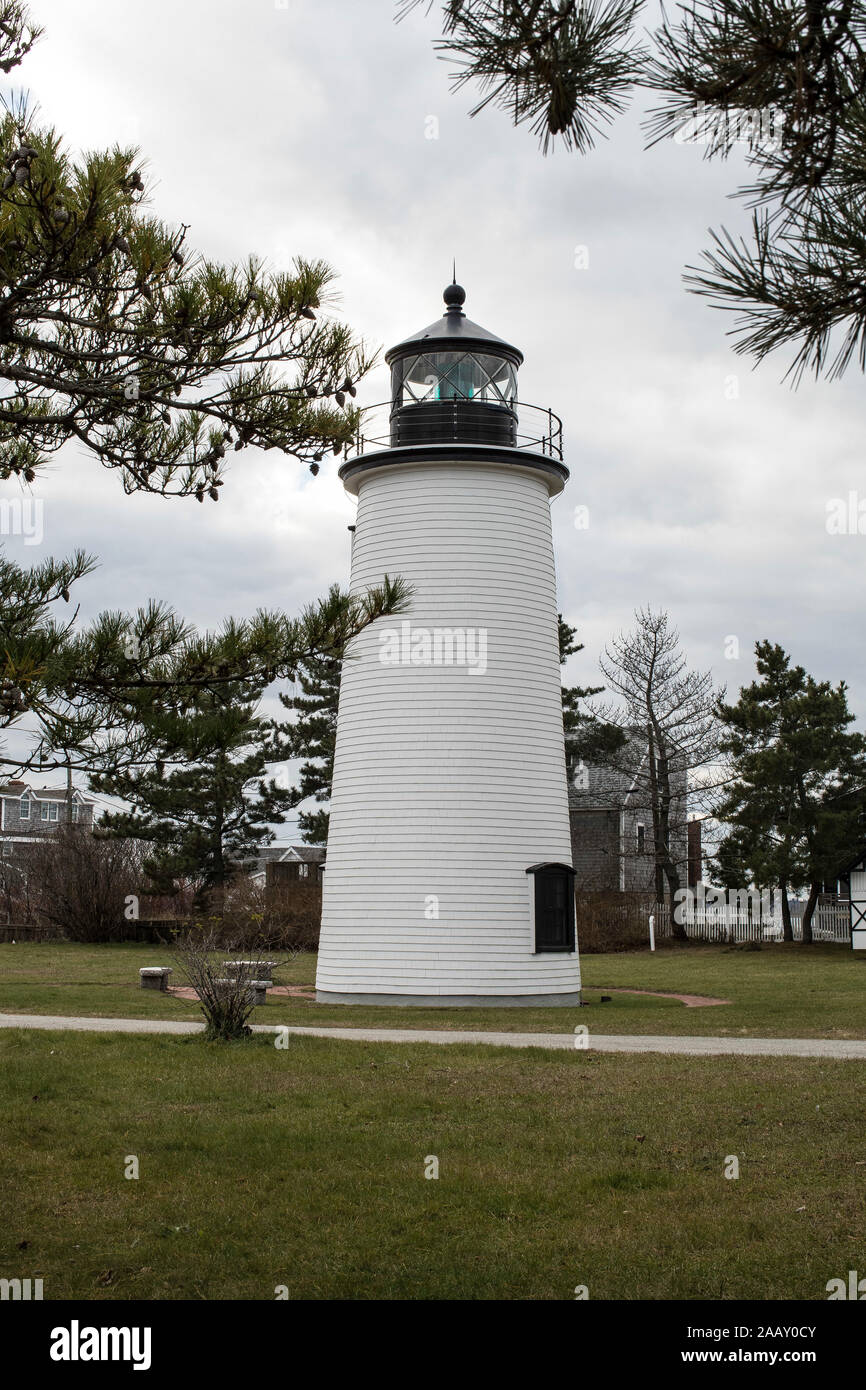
214 977 268 1006
139 967 172 992
223 960 279 986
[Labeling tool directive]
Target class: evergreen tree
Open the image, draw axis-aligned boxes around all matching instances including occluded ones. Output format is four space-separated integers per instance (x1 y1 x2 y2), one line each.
0 552 408 781
279 648 341 845
405 1 866 379
713 641 866 941
0 4 408 779
0 4 369 497
94 681 295 904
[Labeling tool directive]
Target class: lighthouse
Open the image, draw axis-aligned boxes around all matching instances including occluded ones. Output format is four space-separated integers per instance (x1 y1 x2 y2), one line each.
316 282 580 1005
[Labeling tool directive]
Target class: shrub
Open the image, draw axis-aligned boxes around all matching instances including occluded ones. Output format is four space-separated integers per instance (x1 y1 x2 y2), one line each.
30 827 144 942
173 925 296 1041
575 891 655 953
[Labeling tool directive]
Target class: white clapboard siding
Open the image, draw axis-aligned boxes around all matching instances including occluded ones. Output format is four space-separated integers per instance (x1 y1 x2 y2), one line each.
316 459 580 1000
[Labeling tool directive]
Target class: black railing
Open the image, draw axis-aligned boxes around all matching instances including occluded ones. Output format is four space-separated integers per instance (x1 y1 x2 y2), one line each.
343 400 563 461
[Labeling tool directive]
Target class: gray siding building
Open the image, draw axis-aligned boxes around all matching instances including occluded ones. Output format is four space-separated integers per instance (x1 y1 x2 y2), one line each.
0 781 96 853
568 735 690 895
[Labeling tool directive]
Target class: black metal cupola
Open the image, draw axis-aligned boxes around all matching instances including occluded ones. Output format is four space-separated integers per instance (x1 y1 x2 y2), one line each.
338 279 567 496
385 282 523 449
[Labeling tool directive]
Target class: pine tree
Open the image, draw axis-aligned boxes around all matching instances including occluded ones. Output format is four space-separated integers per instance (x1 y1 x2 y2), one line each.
0 4 409 777
406 1 866 379
0 4 369 496
0 552 408 781
93 680 295 904
278 648 341 844
714 641 866 942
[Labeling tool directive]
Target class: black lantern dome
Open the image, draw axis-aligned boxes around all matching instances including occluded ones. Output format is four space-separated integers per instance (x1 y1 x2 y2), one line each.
385 282 523 449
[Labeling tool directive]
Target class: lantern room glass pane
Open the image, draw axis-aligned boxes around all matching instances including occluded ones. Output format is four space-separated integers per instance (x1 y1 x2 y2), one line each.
392 352 517 408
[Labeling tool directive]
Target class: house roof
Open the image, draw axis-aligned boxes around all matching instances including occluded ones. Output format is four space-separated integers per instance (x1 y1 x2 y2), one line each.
286 845 326 863
236 844 326 867
0 782 93 803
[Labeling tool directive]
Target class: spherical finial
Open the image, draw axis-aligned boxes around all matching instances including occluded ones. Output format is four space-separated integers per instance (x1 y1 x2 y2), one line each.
443 281 466 311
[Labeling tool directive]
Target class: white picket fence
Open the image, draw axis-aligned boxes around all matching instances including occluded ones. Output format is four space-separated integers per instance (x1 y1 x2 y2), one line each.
653 901 851 945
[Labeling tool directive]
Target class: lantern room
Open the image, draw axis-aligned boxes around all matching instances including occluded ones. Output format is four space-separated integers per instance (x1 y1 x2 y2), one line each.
386 281 523 449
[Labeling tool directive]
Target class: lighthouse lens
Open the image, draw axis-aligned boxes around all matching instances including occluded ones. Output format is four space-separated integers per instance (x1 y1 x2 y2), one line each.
396 352 517 407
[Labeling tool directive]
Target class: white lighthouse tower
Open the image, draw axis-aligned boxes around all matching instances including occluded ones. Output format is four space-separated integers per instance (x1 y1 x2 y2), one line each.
316 282 580 1005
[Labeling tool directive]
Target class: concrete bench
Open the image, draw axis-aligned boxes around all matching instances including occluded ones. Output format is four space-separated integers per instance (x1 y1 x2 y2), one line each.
214 977 268 1006
223 961 279 986
139 967 172 992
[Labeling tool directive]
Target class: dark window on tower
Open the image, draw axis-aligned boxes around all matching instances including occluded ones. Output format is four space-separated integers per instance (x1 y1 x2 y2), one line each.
526 863 576 953
636 823 646 853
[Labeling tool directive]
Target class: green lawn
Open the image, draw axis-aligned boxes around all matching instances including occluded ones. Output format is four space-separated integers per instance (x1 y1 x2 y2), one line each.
1 1027 863 1300
1 940 864 1038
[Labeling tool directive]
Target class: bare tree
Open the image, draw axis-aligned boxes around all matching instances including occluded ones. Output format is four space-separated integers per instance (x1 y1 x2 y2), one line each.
594 608 724 928
0 843 38 925
30 825 143 941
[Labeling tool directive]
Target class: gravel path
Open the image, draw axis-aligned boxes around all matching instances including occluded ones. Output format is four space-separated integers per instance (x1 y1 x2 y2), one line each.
1 1012 865 1057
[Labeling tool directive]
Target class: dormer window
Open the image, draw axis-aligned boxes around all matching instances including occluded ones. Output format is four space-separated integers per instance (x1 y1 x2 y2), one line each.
41 803 49 822
526 862 576 953
19 794 30 820
49 802 59 822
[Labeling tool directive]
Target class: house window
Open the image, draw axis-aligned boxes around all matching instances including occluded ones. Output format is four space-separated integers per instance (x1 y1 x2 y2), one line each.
49 803 59 822
636 823 646 853
526 863 576 953
41 803 49 822
19 795 29 820
71 803 79 823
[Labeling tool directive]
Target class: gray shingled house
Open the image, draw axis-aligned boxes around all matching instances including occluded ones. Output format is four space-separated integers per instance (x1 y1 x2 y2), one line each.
568 732 690 895
0 781 96 855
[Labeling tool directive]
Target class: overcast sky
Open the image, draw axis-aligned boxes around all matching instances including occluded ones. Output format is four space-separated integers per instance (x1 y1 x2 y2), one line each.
4 0 864 832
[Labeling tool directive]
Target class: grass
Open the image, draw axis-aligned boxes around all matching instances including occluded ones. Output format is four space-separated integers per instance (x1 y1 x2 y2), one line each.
1 1027 864 1300
1 940 865 1038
